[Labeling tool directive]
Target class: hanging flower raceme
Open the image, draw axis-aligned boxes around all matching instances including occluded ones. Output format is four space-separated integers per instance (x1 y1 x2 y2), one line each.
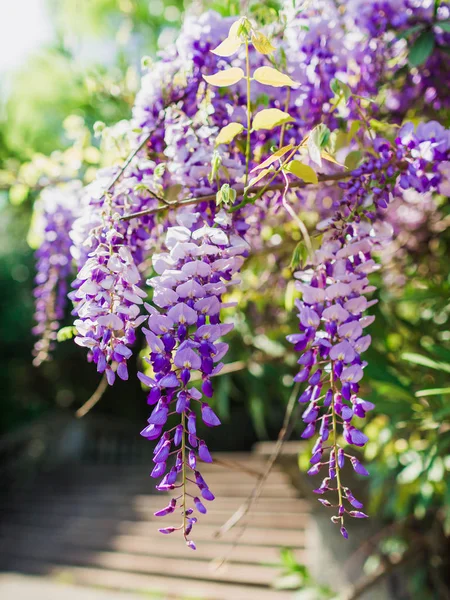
69 165 159 385
32 184 80 366
287 220 392 538
330 122 450 225
139 212 249 549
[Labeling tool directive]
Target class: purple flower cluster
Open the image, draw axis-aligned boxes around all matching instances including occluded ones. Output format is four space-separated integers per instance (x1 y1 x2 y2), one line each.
32 185 80 366
349 0 450 115
69 164 159 385
139 213 248 548
396 121 450 191
287 221 391 537
331 122 450 224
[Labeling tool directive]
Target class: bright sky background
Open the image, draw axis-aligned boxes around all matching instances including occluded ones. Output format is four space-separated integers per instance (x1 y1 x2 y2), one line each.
0 0 53 74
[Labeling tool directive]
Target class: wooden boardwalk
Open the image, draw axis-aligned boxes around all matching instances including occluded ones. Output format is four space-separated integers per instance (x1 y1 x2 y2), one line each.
0 454 309 599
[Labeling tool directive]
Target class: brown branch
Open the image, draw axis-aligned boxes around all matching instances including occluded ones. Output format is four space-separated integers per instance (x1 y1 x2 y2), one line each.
340 547 419 600
120 170 356 221
105 133 152 194
75 375 108 418
103 91 190 197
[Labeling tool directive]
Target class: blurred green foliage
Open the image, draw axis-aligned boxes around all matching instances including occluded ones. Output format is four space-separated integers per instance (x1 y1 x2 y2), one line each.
0 0 185 434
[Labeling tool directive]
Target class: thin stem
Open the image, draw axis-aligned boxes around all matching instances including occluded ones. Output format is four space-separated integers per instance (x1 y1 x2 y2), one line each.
281 169 314 259
181 411 187 539
244 39 252 186
105 133 151 194
330 369 344 518
75 375 108 418
354 101 375 143
120 168 356 221
214 382 300 544
279 87 291 149
232 138 305 211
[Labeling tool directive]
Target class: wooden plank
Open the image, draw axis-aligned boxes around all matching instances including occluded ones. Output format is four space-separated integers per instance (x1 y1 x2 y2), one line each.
0 531 306 565
0 503 309 529
0 556 294 600
0 574 145 600
1 495 308 513
0 515 306 547
6 482 298 498
2 545 283 587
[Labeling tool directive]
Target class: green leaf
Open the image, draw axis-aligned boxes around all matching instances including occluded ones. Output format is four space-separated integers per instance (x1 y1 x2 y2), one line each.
401 352 450 374
307 124 331 167
284 280 297 311
252 108 294 131
9 183 29 206
252 144 293 172
216 183 236 207
208 150 222 184
397 24 425 40
436 20 450 33
369 118 398 134
247 167 273 188
284 160 318 183
330 78 352 108
290 241 308 271
345 150 362 170
249 395 268 438
57 326 77 342
408 30 435 67
279 548 300 570
415 387 450 397
397 456 423 484
321 151 345 167
251 31 277 54
348 120 362 141
330 78 351 101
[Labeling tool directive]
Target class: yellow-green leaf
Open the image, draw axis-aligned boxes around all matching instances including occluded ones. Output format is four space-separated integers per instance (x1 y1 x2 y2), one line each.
229 17 251 38
345 150 362 170
253 66 298 88
284 160 318 184
321 151 346 167
251 144 293 172
203 67 245 87
251 31 276 54
57 326 77 343
348 120 362 141
229 20 241 37
215 122 244 145
248 167 272 188
369 118 399 133
211 35 242 57
9 183 29 205
252 108 294 131
284 280 298 311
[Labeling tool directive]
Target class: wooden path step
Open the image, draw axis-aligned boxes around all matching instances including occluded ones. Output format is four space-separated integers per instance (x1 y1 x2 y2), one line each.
0 453 308 599
0 531 305 565
0 503 308 528
0 516 305 547
0 557 294 600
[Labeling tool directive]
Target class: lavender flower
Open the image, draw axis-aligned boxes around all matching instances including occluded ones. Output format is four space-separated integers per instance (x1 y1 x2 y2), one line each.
139 212 248 547
32 184 80 366
288 221 389 536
